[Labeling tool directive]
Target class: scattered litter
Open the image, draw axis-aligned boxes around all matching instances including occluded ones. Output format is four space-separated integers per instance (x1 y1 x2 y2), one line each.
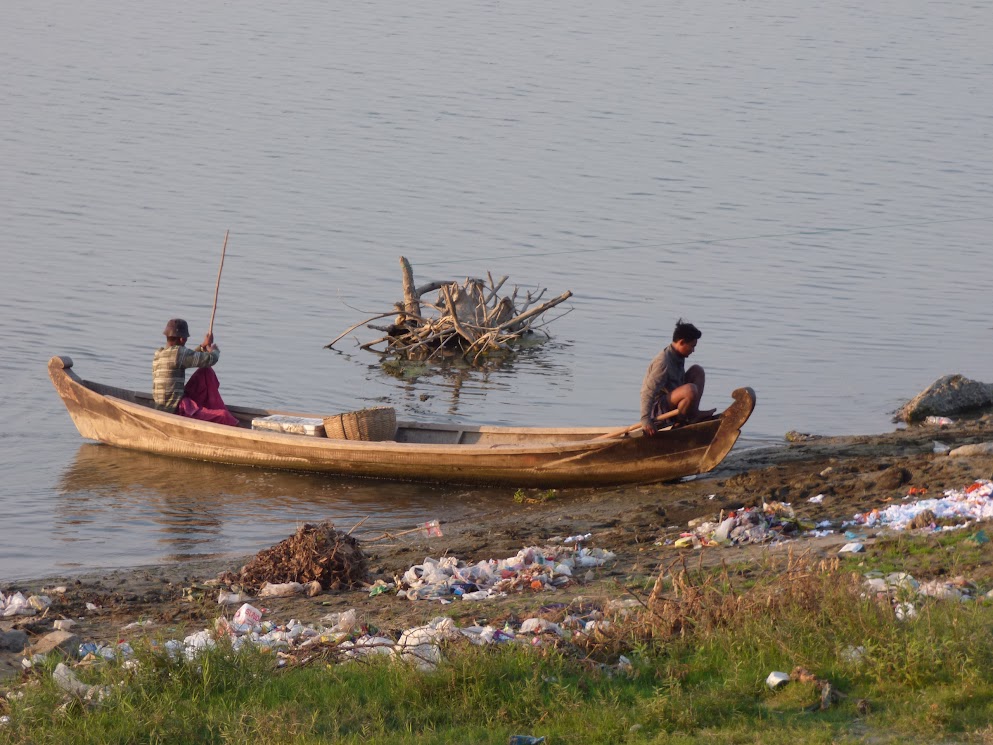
924 416 954 427
563 533 592 544
838 543 865 554
863 571 976 618
678 501 811 548
933 441 951 454
808 494 825 504
850 480 993 532
397 545 615 602
508 736 546 745
121 619 155 631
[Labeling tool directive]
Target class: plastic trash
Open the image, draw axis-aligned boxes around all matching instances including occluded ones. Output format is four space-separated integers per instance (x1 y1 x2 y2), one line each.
233 603 264 626
54 662 111 701
395 617 460 670
258 582 305 598
28 595 52 611
766 671 791 689
839 542 865 554
421 519 443 537
924 416 954 427
933 441 951 454
508 737 546 745
3 592 33 617
217 590 250 605
320 608 358 637
368 580 394 597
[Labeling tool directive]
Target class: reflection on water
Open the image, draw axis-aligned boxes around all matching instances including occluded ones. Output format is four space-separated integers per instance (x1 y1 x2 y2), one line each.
54 443 507 568
371 337 574 418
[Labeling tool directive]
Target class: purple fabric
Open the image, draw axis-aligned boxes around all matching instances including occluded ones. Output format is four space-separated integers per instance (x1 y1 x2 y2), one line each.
177 367 239 426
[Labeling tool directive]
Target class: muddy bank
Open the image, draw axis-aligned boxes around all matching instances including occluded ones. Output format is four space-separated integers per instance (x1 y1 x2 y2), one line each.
3 415 992 685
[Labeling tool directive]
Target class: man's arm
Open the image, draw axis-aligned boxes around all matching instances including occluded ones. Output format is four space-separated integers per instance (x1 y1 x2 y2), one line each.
180 344 220 369
639 357 668 430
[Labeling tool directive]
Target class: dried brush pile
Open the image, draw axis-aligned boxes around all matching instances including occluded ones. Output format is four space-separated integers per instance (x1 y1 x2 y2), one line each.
223 522 368 592
326 256 572 363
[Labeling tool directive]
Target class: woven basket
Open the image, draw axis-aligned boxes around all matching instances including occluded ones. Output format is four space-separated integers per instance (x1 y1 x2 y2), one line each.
324 406 397 441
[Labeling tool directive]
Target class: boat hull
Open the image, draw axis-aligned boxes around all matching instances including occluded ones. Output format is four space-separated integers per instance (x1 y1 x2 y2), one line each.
49 355 755 487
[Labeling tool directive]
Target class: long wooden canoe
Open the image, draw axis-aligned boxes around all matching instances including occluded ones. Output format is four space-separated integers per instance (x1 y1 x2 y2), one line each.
49 355 755 488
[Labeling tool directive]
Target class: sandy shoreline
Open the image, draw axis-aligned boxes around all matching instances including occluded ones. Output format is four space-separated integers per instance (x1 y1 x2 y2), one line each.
3 414 992 684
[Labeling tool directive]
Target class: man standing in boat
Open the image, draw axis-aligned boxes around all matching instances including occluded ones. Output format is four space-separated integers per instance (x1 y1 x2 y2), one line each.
153 318 238 426
640 319 716 435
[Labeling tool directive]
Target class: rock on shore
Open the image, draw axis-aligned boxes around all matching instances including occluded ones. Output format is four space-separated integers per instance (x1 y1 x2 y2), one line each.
896 374 993 422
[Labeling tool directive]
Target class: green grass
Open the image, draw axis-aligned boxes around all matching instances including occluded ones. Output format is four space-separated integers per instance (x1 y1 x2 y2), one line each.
6 536 993 744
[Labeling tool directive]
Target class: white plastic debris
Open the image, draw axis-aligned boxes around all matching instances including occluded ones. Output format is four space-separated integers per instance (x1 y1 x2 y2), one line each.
917 580 967 601
319 608 358 639
53 663 111 701
851 480 993 532
53 619 76 631
395 617 461 670
217 590 250 605
233 603 263 626
839 542 865 554
182 630 216 659
894 602 918 621
257 582 305 598
933 441 951 454
924 416 954 427
3 592 33 617
808 494 825 504
338 636 396 659
519 618 565 637
766 671 791 689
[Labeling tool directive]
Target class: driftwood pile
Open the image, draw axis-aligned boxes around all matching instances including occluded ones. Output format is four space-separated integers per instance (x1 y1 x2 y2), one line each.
326 257 572 363
220 522 368 592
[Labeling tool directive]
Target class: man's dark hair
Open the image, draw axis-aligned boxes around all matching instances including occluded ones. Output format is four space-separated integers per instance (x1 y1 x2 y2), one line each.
672 318 702 343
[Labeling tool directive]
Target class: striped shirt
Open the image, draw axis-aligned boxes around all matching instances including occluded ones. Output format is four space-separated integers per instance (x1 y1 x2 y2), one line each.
152 344 220 412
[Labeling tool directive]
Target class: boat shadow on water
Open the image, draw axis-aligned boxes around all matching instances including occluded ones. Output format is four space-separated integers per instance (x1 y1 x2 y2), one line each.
54 443 501 564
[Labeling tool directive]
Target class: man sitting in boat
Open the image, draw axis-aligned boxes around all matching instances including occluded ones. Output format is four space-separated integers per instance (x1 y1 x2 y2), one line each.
152 318 238 426
640 318 716 436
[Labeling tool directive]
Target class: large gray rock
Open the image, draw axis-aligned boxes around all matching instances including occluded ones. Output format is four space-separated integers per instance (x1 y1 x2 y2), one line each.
896 375 993 422
29 630 80 658
0 629 28 652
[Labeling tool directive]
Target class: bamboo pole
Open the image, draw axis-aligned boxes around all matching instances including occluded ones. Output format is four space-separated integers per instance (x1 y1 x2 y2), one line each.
208 230 229 338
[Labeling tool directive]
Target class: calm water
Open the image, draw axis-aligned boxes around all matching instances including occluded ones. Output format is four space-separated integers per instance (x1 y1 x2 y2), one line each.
2 0 992 580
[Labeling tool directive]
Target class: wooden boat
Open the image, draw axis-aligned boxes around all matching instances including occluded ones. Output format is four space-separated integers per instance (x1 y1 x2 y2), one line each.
49 355 755 488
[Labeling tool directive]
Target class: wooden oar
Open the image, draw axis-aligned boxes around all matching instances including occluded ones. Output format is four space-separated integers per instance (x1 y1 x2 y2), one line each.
592 408 683 441
208 230 229 338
